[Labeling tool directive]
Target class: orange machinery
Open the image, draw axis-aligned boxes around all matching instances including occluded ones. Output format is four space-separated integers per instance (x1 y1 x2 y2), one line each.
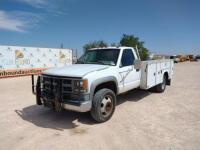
177 55 187 62
188 55 194 61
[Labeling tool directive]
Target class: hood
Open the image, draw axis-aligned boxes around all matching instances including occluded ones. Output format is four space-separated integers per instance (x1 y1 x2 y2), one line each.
42 64 109 78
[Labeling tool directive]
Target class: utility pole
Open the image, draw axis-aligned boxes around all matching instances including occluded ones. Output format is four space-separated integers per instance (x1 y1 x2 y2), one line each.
76 49 78 59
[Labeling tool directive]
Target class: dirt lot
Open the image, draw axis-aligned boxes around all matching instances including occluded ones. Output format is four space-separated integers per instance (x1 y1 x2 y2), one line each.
0 62 200 150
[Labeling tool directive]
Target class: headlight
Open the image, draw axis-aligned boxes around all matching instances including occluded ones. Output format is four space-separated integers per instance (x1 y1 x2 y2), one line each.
74 79 88 93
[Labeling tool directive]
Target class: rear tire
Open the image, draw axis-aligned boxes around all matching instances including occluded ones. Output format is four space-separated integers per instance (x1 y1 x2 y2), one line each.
91 88 116 123
155 75 167 93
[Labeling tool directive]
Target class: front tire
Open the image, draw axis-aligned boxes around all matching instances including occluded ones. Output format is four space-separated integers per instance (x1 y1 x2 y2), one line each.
91 88 116 123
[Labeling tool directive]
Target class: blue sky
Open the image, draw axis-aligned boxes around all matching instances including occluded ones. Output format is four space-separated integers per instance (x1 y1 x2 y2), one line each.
0 0 200 56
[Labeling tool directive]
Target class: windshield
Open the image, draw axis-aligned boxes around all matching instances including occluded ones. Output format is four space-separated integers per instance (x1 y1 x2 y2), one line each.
76 49 120 66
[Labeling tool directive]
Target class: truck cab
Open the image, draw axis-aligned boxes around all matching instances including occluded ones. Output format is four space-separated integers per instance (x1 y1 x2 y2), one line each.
35 47 173 122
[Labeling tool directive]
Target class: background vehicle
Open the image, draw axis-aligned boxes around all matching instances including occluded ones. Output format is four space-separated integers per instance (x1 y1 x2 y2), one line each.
177 55 187 62
188 55 194 61
33 47 174 122
195 55 200 60
170 55 179 63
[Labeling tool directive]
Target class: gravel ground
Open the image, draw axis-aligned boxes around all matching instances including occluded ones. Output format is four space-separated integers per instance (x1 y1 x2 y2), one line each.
0 61 200 150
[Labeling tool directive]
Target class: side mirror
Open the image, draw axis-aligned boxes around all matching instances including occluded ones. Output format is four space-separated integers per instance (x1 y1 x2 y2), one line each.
134 60 141 70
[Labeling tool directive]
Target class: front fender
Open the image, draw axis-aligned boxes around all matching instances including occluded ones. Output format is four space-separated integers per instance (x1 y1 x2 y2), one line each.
89 76 118 100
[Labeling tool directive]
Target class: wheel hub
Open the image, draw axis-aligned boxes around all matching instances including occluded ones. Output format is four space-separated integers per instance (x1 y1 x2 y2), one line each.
100 96 113 117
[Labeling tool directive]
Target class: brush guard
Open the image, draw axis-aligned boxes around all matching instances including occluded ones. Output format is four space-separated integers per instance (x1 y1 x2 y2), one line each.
32 75 42 105
32 75 62 111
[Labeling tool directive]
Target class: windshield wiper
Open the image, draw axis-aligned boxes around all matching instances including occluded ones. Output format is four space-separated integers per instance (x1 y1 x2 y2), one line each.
97 61 106 65
97 61 115 66
76 60 85 64
85 61 105 65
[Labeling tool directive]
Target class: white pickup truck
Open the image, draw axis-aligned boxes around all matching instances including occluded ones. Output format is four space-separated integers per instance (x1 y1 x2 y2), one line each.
34 47 174 122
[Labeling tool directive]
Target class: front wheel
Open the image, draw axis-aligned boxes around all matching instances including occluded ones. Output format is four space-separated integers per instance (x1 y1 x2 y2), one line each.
91 88 116 123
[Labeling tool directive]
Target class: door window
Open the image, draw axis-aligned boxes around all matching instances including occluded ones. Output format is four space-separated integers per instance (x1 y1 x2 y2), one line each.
121 49 135 67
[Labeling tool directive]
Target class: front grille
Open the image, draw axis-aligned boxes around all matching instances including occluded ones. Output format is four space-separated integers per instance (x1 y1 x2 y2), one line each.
42 75 83 102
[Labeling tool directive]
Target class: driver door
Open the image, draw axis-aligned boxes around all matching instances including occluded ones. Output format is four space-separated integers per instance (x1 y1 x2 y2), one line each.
118 49 140 93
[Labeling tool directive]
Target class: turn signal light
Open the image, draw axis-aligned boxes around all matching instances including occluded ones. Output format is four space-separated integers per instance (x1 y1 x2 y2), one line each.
80 79 88 93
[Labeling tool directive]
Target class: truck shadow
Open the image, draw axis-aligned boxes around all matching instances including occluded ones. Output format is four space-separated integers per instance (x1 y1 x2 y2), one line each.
117 89 151 105
15 108 93 131
15 89 151 131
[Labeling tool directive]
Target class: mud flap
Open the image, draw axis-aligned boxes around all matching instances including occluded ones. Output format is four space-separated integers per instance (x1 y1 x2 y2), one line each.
167 79 171 86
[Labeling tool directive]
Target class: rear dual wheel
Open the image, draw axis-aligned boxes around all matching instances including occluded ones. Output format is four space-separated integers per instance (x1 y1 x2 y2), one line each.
155 75 167 93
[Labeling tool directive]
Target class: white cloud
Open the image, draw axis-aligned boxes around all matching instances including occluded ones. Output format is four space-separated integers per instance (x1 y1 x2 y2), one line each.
0 11 25 32
17 0 48 8
0 0 68 32
0 10 42 32
18 0 68 14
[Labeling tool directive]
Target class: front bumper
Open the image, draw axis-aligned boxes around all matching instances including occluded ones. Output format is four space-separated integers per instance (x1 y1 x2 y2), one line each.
63 101 92 112
41 94 92 112
36 75 92 112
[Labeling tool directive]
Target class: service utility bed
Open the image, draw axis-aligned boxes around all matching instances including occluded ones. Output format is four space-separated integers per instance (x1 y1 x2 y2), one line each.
140 59 174 89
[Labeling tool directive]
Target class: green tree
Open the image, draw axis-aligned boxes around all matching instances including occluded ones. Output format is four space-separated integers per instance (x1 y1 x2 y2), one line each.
83 40 108 52
120 34 149 60
111 42 120 47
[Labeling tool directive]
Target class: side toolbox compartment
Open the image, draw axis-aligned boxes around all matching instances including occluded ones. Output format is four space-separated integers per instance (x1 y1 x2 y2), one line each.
140 61 157 89
140 60 167 90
